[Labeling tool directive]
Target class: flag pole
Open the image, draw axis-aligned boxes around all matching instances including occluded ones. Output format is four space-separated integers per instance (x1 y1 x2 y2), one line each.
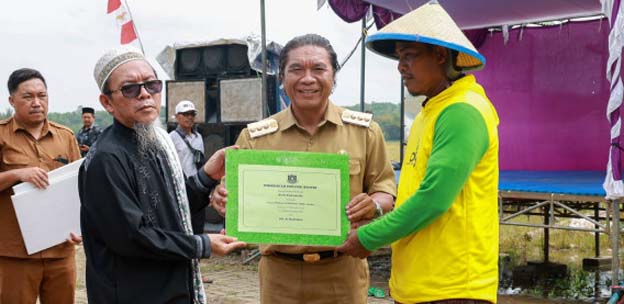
123 0 145 54
260 0 268 117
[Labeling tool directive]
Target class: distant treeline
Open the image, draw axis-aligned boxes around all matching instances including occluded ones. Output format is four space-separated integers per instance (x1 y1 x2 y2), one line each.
0 102 402 140
346 102 401 141
0 107 114 134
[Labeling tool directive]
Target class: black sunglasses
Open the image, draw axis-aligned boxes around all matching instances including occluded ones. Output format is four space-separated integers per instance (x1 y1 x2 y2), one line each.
109 80 163 99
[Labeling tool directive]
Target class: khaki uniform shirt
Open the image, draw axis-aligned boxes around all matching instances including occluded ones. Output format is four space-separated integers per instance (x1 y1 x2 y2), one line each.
0 117 81 258
235 102 396 255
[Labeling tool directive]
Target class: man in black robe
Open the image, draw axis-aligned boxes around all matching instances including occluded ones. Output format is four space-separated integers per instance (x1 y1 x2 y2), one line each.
79 46 245 304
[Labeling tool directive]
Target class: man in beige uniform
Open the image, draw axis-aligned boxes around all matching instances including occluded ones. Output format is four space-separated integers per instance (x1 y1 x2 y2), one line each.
0 68 81 303
213 34 396 303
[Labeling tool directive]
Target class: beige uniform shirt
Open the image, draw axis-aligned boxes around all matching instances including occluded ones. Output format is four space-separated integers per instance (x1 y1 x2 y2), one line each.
235 102 396 255
0 117 81 258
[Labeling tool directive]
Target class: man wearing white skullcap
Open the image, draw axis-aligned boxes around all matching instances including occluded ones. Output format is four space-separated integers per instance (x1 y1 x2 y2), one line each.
79 46 246 304
338 2 499 303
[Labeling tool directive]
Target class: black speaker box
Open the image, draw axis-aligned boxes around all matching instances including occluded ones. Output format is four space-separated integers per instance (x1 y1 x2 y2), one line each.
204 78 219 123
194 123 245 157
175 44 252 80
175 47 202 79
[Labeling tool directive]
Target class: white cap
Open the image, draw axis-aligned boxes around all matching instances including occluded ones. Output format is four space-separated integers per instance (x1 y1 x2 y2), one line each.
93 45 147 92
175 100 197 114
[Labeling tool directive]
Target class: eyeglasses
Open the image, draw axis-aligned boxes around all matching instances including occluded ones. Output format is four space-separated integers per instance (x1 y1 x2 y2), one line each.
180 112 197 117
108 80 163 99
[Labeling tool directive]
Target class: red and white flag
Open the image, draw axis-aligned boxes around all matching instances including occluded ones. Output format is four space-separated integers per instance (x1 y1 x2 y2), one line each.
107 0 137 45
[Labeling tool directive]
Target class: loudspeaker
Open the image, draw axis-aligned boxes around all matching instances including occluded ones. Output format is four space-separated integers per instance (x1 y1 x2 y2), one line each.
204 79 218 123
202 46 224 75
225 44 250 74
218 76 278 123
196 124 225 158
168 77 278 124
176 48 203 79
166 80 206 123
195 123 245 158
175 44 252 80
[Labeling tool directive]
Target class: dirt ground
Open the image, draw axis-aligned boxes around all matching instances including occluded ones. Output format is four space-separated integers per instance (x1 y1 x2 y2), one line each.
74 246 392 304
71 245 597 304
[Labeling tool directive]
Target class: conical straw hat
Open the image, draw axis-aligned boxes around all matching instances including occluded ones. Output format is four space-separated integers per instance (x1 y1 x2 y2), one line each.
366 1 485 71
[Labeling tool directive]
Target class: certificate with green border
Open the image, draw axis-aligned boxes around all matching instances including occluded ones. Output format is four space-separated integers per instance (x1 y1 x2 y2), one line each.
225 149 349 246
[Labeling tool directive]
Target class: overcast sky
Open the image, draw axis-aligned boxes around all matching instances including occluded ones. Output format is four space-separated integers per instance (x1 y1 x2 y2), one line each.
0 0 401 113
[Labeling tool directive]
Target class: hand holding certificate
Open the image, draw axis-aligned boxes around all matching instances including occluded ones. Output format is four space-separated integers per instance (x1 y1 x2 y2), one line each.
12 158 84 255
225 149 349 246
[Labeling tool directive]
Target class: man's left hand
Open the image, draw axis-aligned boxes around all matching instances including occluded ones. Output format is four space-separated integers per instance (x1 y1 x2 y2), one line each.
336 230 371 259
67 232 82 245
207 234 247 256
346 193 376 223
210 183 228 217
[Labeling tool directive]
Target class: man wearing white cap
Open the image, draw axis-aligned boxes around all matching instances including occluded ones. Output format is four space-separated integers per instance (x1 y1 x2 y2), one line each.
79 46 246 304
170 100 205 181
170 100 211 236
338 2 499 304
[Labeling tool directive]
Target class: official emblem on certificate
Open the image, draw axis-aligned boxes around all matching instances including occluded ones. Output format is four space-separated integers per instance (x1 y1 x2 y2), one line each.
225 149 350 246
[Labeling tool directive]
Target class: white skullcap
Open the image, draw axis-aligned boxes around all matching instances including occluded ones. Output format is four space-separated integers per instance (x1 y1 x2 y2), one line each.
93 45 147 92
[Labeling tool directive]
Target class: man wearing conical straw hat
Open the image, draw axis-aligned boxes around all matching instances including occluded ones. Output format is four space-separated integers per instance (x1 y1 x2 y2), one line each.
338 2 499 303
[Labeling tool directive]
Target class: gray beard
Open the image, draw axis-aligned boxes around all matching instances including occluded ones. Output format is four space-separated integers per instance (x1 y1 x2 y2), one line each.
133 118 164 158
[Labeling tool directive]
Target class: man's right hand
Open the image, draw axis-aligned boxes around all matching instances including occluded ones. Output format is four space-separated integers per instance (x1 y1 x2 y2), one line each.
16 167 49 189
207 234 246 256
210 183 228 217
203 145 239 180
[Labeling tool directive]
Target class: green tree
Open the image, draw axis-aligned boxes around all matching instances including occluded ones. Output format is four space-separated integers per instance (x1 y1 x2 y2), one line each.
346 102 401 141
0 108 13 120
0 107 114 133
0 103 400 139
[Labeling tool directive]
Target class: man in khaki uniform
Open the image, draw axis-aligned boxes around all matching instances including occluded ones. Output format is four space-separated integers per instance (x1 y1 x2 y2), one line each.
212 34 396 303
0 68 81 303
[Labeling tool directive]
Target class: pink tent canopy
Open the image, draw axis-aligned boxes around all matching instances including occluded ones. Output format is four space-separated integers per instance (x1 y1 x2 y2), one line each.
328 0 602 29
326 0 624 199
472 20 609 171
366 0 601 29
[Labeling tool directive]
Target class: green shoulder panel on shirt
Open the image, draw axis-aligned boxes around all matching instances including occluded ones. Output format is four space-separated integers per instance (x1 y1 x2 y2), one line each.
358 102 489 251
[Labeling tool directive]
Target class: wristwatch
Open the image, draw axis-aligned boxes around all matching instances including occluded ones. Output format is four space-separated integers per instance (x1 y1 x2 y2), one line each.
373 200 384 218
